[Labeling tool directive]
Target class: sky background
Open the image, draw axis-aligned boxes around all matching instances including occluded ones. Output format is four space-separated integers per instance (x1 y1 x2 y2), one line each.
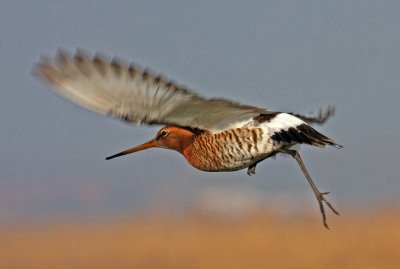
0 0 399 225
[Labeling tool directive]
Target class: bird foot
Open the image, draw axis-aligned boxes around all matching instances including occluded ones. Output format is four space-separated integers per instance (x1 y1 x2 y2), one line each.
316 191 339 229
247 165 256 176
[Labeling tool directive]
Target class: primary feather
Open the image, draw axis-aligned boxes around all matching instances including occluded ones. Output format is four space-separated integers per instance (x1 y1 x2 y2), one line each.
33 49 270 132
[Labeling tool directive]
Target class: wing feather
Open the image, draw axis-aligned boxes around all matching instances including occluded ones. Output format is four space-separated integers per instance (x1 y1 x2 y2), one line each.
33 49 268 131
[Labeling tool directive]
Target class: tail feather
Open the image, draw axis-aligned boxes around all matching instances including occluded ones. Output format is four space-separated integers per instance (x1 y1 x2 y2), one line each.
296 124 342 148
267 113 342 148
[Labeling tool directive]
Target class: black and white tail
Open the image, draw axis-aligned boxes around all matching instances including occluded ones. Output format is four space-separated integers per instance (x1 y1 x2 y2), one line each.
266 113 342 148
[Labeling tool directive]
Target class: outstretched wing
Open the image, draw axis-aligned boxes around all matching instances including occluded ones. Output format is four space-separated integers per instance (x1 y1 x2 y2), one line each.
33 49 269 132
290 105 336 125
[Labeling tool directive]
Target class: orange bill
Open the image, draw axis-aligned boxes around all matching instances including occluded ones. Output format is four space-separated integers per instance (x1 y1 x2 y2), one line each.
105 139 157 160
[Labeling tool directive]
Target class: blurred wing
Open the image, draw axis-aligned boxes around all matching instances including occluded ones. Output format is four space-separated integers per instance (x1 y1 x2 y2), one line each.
33 49 268 132
291 106 336 125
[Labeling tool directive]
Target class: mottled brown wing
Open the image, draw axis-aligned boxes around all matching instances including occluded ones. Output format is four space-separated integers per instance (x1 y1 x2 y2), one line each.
33 49 268 132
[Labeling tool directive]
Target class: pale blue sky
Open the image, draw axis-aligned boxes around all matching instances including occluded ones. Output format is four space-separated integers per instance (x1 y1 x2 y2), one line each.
1 0 399 223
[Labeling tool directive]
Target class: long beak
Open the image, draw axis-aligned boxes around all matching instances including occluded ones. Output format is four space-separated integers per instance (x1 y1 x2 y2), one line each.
105 139 157 160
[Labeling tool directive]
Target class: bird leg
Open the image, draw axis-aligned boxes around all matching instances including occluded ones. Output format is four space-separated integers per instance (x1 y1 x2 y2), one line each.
247 153 277 176
278 149 339 229
247 164 257 176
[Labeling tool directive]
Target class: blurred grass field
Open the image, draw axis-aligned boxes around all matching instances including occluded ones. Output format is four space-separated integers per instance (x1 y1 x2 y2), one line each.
1 210 399 269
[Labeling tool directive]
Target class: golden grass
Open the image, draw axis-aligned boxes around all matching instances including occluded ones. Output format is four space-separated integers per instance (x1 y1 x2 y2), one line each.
1 211 399 269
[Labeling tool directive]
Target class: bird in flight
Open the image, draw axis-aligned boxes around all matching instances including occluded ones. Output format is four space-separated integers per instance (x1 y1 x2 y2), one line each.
33 49 342 228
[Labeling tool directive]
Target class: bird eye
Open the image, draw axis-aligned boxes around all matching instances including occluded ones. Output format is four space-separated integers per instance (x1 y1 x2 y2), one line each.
160 130 169 137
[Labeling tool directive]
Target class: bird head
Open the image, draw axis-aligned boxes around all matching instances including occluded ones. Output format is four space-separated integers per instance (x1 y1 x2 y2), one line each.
105 126 195 160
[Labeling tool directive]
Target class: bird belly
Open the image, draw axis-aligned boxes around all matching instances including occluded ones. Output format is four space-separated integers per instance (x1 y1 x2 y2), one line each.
186 128 275 172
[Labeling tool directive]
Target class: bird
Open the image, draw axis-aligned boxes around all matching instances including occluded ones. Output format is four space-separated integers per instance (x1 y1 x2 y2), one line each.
33 49 342 228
